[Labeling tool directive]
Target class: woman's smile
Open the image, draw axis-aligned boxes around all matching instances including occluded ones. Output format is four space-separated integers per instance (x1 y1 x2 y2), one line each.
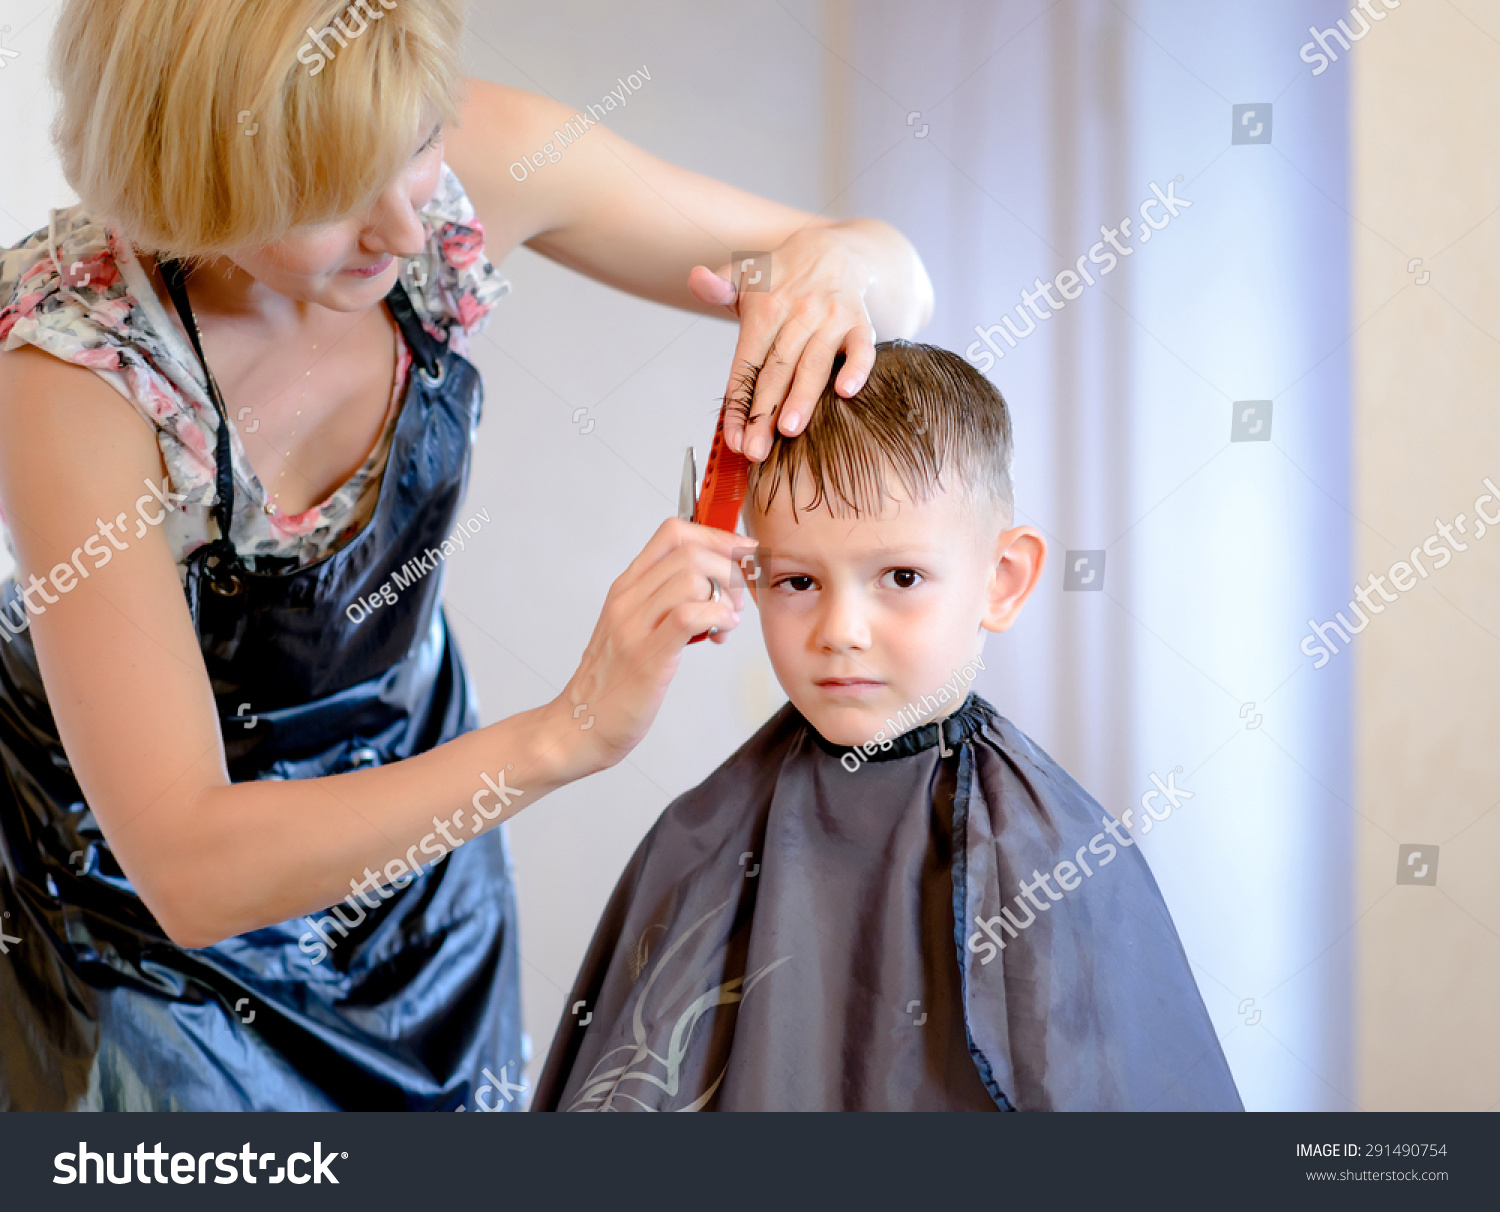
344 254 394 278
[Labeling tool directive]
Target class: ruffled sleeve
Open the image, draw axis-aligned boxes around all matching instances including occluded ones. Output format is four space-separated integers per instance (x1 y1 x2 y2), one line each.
0 208 220 510
400 162 512 357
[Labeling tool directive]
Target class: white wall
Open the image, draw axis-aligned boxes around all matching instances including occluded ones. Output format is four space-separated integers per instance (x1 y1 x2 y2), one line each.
1351 1 1500 1112
0 0 72 249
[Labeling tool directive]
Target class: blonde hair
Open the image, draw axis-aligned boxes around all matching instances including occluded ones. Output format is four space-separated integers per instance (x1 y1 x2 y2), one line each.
48 0 469 262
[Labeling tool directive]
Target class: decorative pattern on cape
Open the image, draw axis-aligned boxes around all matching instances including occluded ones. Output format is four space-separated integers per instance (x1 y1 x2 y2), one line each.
535 693 1244 1112
565 899 791 1112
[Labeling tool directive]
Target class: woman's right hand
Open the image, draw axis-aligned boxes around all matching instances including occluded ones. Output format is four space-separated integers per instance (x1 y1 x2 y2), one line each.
552 517 748 777
0 347 749 948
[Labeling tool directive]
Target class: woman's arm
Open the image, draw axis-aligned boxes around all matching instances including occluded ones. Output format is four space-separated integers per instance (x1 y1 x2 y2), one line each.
444 80 934 461
0 346 745 950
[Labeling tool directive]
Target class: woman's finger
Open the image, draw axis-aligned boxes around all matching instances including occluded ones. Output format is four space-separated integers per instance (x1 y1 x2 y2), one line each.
659 596 742 646
776 324 842 437
612 517 744 595
559 519 754 773
588 567 742 711
597 527 743 662
742 323 809 455
639 565 744 638
688 264 738 311
834 318 878 398
689 263 749 456
611 537 744 628
721 294 786 458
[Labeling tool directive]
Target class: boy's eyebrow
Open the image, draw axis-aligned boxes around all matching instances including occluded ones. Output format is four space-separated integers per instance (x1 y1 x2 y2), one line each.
760 543 948 564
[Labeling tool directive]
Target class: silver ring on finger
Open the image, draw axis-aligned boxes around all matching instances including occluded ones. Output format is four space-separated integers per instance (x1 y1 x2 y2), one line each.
707 576 721 604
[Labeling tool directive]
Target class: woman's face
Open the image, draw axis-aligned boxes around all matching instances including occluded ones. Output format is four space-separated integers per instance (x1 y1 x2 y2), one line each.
225 120 446 312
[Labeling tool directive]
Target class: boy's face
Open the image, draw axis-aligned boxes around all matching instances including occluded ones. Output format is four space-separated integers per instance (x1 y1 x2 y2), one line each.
744 467 1045 748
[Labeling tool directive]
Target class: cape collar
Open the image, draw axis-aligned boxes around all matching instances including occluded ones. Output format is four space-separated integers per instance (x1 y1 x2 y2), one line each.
803 692 991 763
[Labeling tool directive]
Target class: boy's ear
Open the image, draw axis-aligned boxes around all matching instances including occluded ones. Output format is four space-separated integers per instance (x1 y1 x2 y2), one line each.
981 526 1047 634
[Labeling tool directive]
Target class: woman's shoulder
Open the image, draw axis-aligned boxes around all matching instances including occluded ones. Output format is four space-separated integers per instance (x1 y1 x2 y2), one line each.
0 207 148 375
405 162 512 350
5 203 216 448
0 207 213 462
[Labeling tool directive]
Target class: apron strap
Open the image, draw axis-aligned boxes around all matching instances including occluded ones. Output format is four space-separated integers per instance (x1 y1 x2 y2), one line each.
383 276 447 380
158 257 237 548
154 259 446 556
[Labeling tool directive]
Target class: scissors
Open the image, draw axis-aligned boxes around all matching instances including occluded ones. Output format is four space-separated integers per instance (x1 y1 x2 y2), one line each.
677 444 700 527
678 445 718 643
677 404 753 643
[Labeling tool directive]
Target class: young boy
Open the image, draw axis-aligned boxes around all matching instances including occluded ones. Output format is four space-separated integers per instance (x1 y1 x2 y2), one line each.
534 342 1241 1112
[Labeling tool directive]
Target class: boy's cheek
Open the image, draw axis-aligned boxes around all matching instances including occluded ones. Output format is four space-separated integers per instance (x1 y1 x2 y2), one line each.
876 602 979 696
755 608 797 674
756 610 816 698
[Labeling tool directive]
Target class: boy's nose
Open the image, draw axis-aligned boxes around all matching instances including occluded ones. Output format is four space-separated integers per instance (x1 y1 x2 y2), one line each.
814 592 872 654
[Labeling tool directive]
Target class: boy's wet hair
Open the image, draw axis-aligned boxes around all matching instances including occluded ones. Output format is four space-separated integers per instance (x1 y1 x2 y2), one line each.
741 340 1014 525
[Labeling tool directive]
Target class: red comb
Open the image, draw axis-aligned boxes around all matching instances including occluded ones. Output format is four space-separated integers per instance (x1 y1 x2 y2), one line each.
686 403 752 644
693 403 751 532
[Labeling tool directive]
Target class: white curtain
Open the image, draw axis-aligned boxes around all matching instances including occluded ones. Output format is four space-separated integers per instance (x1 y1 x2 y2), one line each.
829 0 1355 1110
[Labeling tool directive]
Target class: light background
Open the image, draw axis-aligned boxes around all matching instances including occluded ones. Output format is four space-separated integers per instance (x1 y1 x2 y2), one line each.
0 0 1494 1110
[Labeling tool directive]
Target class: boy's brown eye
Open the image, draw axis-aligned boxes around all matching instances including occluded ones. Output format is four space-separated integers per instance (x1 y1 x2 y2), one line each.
885 568 923 589
778 575 816 593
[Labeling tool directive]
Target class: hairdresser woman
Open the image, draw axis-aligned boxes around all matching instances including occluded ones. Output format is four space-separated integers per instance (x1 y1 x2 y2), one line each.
0 0 930 1111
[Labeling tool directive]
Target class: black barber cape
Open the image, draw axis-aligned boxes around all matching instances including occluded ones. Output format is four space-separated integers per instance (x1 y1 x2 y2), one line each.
535 693 1242 1111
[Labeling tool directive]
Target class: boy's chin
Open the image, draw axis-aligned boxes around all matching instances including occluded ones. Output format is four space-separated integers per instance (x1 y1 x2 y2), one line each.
786 694 889 748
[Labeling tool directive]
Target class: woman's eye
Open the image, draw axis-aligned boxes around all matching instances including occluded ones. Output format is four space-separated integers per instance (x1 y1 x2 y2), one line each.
775 575 817 593
882 568 923 589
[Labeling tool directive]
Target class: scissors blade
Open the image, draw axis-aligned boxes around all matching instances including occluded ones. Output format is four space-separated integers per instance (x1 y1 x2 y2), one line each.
678 445 698 521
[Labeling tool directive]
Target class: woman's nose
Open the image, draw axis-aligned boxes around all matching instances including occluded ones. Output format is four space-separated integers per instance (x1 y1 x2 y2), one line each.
358 185 428 259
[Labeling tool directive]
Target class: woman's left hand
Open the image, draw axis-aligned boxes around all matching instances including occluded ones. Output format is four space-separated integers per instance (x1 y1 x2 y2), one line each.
689 222 889 461
446 84 932 456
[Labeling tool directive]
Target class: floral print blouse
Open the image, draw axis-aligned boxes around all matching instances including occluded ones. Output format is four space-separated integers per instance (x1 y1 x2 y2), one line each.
0 163 510 577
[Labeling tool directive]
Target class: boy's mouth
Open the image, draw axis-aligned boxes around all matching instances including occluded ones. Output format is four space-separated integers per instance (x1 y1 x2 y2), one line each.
813 677 885 696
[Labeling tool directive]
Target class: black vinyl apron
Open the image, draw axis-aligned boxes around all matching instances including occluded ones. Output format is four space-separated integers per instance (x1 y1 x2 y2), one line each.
0 261 522 1110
